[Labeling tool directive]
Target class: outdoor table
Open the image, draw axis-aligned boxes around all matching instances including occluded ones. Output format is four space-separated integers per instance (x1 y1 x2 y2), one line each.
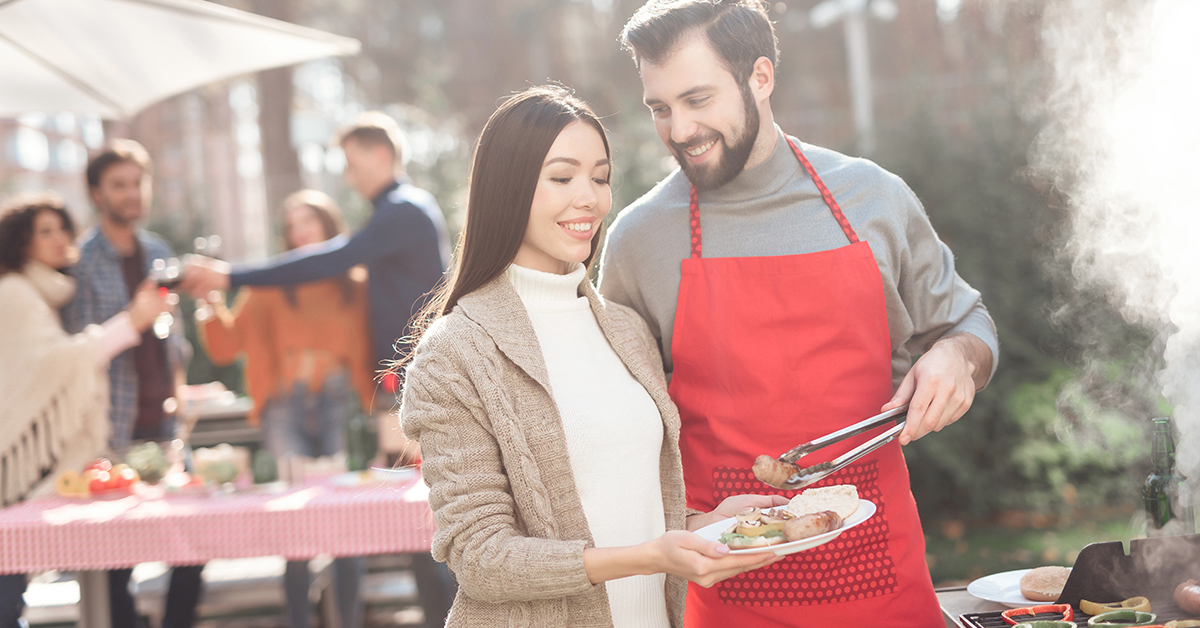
0 471 433 628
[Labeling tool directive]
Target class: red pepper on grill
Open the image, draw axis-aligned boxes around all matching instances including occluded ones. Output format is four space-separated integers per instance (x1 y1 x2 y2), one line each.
1001 604 1075 625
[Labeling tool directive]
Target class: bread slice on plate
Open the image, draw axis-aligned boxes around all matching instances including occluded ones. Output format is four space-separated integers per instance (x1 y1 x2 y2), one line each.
787 485 859 520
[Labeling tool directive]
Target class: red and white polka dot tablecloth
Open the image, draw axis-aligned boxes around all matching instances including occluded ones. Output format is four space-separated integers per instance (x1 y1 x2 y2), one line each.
0 472 434 574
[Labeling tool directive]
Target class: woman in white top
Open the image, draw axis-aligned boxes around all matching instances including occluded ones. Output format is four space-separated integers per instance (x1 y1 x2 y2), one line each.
399 86 785 628
0 194 168 626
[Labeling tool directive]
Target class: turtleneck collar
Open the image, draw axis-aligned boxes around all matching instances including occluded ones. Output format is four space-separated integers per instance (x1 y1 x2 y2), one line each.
22 260 76 309
506 262 587 306
701 125 798 207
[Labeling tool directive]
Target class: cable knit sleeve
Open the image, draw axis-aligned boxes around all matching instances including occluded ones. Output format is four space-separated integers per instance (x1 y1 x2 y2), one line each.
400 323 595 604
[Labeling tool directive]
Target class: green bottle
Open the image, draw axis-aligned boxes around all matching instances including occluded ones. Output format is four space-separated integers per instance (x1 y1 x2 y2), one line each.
346 411 371 472
1143 417 1179 536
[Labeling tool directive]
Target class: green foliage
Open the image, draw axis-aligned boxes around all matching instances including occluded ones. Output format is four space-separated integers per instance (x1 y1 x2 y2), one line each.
924 516 1137 585
1007 365 1151 512
876 92 1160 519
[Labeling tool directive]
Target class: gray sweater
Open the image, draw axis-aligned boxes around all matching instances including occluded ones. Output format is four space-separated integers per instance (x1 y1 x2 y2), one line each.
599 126 998 385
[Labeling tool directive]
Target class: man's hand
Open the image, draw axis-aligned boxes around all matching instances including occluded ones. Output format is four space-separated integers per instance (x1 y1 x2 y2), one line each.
686 493 790 531
881 332 993 445
181 255 231 297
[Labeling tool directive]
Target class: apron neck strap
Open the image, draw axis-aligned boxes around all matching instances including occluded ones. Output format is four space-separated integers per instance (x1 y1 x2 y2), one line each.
688 137 860 259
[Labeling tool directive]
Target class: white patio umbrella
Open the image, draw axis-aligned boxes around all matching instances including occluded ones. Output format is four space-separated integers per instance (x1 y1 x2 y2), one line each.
0 0 361 119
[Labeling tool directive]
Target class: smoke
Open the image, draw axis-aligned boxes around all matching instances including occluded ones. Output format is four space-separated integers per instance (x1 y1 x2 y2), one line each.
1030 0 1200 513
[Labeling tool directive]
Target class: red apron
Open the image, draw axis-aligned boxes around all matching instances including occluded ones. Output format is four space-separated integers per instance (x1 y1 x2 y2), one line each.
671 137 942 627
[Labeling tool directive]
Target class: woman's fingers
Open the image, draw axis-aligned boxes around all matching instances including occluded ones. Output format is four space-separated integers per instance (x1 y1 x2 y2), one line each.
714 493 791 517
691 553 780 588
669 531 729 558
659 531 780 586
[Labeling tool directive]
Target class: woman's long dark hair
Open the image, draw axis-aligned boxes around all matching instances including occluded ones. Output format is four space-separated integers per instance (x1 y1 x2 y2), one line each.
407 85 611 346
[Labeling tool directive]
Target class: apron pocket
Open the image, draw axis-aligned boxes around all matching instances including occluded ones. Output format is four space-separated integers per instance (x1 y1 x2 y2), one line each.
712 459 898 606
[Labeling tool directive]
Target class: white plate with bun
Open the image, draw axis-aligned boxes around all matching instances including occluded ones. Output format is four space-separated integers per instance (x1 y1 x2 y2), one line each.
695 499 876 556
967 567 1071 608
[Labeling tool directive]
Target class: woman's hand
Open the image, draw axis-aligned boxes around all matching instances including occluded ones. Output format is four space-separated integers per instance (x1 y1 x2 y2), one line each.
647 530 779 587
687 494 790 531
583 529 780 587
127 280 170 332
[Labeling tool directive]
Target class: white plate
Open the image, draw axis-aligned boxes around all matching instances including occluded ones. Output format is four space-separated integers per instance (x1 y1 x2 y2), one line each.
695 499 877 556
368 467 418 483
967 569 1053 608
328 467 417 487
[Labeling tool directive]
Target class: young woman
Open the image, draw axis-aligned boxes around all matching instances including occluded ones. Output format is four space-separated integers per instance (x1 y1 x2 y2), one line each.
0 194 166 626
196 190 372 628
399 86 784 628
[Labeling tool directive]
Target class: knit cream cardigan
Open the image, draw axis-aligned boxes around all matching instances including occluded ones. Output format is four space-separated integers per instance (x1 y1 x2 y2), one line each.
400 273 687 628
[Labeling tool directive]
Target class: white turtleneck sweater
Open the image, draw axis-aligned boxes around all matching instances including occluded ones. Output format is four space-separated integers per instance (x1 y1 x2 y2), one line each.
506 263 670 628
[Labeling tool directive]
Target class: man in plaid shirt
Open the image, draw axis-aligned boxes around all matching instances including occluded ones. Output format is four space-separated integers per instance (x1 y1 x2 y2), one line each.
61 139 203 628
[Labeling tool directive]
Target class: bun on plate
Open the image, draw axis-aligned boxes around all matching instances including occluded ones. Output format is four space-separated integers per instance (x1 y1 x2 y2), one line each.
787 485 859 520
1019 566 1071 602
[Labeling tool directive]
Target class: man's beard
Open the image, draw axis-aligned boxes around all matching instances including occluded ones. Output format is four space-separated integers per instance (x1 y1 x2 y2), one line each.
100 200 142 226
671 83 760 191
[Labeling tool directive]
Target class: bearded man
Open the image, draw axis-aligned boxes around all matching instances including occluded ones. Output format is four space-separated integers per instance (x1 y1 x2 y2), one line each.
599 2 998 626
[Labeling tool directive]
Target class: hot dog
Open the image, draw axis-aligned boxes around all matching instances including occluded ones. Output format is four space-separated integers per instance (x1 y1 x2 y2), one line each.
718 507 843 549
783 510 842 541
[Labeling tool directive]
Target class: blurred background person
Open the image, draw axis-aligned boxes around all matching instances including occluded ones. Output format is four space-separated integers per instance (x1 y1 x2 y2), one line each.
181 114 457 625
0 194 167 628
61 140 204 628
196 189 373 628
183 113 451 464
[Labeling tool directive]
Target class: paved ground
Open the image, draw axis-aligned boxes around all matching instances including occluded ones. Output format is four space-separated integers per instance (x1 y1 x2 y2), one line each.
25 554 427 627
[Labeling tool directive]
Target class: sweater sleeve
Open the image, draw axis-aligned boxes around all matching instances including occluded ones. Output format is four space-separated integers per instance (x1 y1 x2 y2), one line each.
229 201 426 288
400 338 595 603
98 312 141 364
895 183 999 382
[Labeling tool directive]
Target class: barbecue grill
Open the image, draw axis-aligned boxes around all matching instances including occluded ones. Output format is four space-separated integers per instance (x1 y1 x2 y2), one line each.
957 533 1199 627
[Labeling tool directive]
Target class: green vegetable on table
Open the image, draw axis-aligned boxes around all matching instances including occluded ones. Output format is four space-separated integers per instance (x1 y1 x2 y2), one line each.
124 442 170 484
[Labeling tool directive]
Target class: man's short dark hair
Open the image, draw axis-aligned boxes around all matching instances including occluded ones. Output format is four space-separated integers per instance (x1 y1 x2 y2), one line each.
335 111 408 164
86 139 151 189
620 0 779 82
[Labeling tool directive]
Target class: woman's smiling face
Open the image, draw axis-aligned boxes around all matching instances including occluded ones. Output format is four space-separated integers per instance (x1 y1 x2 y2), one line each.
513 120 612 274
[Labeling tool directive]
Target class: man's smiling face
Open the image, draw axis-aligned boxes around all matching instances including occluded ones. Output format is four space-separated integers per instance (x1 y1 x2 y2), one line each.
641 33 760 191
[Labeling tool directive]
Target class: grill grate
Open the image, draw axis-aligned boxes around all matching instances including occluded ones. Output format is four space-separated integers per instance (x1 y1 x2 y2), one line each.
959 608 1086 627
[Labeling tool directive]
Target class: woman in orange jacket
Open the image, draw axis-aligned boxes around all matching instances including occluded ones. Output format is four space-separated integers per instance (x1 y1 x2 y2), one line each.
197 189 374 628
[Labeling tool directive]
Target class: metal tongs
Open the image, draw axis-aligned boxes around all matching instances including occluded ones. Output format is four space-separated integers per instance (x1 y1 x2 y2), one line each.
771 404 909 490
